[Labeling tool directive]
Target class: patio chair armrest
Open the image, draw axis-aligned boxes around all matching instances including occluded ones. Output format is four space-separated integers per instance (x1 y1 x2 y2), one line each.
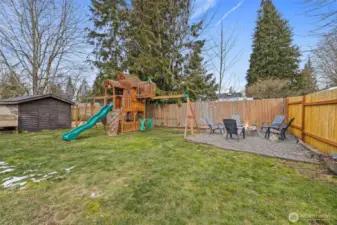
279 124 288 129
261 122 272 126
262 124 279 129
237 127 245 132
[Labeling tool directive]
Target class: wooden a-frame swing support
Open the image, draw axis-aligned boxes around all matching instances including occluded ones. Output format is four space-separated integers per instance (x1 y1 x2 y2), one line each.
184 96 199 138
149 93 199 138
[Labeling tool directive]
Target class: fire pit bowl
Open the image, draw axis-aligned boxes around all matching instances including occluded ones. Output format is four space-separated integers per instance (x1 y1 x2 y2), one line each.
243 124 258 137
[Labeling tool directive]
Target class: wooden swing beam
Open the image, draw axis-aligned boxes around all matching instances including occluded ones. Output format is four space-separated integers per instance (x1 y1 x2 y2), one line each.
150 94 185 100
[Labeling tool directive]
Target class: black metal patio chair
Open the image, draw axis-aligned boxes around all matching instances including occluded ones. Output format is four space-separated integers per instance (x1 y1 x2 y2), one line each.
223 119 245 140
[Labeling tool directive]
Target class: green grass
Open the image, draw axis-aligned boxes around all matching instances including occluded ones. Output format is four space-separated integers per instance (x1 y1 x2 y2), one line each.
0 128 336 224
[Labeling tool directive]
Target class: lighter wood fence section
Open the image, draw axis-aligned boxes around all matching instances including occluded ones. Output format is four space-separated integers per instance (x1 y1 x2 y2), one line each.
287 96 303 139
287 88 337 154
71 103 101 121
146 98 285 129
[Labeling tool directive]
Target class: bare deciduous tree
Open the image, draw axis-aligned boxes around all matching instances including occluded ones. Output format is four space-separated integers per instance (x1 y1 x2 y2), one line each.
207 23 242 94
0 0 84 95
304 0 337 32
313 32 337 87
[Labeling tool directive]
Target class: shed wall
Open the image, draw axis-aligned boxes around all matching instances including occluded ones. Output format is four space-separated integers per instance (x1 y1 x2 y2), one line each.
19 98 71 132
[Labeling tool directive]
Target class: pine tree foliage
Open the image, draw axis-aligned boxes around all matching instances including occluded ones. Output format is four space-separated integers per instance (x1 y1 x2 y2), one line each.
183 40 218 101
246 0 300 88
88 0 128 75
0 73 26 99
127 0 191 92
88 0 218 100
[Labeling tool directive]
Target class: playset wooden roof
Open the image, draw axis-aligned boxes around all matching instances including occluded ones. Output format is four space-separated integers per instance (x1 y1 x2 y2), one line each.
104 74 144 90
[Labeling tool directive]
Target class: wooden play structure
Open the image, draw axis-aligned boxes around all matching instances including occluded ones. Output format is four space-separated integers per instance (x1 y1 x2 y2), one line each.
74 74 198 138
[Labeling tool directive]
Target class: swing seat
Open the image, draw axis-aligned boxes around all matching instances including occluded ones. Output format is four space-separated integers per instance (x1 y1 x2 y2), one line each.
139 119 146 131
147 118 154 129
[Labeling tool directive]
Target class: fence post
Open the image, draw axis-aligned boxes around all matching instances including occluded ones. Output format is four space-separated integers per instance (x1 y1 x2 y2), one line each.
91 98 95 117
285 97 289 122
301 95 306 141
75 104 79 127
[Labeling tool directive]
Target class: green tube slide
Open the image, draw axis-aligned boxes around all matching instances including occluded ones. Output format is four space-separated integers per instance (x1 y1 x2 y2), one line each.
62 103 114 141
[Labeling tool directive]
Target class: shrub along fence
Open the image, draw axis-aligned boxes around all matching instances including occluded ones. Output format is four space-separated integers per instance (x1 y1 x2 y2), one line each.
287 88 337 154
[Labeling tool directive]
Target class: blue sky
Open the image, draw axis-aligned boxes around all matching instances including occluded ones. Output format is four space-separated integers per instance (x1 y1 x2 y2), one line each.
76 0 320 92
193 0 320 92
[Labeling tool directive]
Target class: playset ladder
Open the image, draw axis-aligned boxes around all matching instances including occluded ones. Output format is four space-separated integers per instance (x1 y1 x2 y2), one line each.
108 109 121 136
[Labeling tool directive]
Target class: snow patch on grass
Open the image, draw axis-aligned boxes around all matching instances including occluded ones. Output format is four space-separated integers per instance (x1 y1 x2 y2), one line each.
0 166 14 169
23 169 37 174
31 171 58 183
2 176 28 188
65 166 75 173
31 177 46 183
0 168 14 174
0 161 15 174
1 162 75 187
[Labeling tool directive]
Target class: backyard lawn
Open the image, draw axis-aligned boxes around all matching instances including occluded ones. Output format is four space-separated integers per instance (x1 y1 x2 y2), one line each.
0 128 336 224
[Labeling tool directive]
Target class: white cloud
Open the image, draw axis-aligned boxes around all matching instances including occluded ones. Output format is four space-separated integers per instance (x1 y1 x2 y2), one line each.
192 0 217 19
215 0 244 26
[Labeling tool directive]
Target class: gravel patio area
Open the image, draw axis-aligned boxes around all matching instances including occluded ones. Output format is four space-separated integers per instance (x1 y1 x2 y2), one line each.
186 131 321 164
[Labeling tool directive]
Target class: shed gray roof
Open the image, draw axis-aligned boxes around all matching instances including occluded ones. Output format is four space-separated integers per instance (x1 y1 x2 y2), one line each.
0 94 74 105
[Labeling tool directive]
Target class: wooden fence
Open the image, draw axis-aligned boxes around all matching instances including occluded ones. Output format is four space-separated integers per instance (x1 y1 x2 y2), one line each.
287 88 337 154
71 88 337 154
146 98 285 129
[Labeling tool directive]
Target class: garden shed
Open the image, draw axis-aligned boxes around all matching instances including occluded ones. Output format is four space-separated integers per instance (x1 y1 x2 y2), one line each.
0 94 73 132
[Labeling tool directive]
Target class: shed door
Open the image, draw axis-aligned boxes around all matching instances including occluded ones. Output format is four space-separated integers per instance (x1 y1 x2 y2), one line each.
19 104 39 132
38 101 50 130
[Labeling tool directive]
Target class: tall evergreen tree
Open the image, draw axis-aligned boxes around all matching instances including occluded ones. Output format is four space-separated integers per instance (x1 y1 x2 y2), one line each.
298 57 318 94
88 0 128 94
88 0 128 74
183 41 218 101
246 0 300 89
88 0 218 100
127 0 191 92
